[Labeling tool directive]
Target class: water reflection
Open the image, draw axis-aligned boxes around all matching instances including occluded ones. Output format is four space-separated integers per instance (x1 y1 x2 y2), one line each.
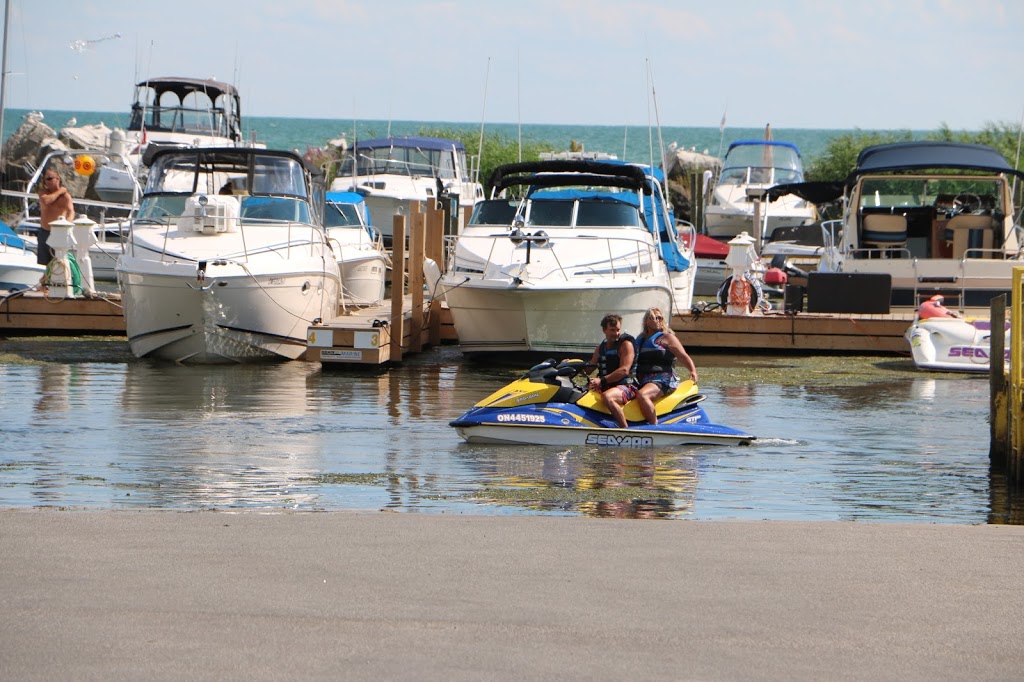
0 347 1022 523
454 446 699 519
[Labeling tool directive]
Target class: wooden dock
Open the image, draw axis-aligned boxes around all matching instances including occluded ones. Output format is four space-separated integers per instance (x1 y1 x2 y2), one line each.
671 309 913 354
0 290 125 336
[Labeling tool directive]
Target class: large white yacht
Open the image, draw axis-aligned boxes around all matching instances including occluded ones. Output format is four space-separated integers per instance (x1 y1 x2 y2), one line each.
117 147 342 363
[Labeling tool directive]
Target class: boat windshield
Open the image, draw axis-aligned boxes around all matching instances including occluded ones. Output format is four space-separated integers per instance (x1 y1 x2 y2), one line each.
325 202 366 228
720 143 804 185
146 152 309 199
857 176 1005 214
339 145 460 179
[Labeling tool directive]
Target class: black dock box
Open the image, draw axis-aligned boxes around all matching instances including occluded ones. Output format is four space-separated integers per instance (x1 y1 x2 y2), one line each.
806 272 892 314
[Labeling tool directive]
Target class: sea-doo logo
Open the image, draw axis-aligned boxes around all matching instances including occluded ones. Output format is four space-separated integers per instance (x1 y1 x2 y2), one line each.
585 434 654 448
948 347 1009 360
515 392 542 404
497 414 546 423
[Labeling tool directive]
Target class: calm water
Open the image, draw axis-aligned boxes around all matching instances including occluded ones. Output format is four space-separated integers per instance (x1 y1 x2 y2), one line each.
0 339 1017 523
4 107 896 167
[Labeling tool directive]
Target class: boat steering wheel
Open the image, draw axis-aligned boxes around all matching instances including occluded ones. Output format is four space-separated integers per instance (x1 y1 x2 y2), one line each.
952 192 982 215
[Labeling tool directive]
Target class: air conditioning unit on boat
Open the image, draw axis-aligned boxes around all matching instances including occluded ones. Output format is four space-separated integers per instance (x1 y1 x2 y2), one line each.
183 195 240 235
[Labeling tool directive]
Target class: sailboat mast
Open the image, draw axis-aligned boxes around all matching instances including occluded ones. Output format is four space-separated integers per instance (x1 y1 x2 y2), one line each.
0 0 12 172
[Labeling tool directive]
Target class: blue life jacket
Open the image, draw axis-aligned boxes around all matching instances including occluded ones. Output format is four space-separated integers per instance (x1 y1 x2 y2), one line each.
597 333 635 386
634 331 674 375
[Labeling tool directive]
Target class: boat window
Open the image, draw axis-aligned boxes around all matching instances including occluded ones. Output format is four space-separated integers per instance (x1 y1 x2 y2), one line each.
136 196 187 222
325 202 364 228
470 200 520 225
575 200 641 227
859 177 1003 213
527 200 573 227
250 156 308 197
241 197 310 223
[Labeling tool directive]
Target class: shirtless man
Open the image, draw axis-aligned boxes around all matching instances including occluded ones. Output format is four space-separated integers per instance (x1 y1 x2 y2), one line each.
37 168 76 286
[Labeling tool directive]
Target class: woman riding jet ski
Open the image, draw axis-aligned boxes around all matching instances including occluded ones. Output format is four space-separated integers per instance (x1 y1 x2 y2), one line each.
449 359 754 448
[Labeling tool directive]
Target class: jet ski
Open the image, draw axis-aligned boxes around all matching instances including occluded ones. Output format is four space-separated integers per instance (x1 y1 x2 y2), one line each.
449 359 755 447
905 295 1010 373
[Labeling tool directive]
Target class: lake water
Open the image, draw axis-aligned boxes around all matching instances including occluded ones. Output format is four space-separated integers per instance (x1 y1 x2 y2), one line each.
1 339 1018 523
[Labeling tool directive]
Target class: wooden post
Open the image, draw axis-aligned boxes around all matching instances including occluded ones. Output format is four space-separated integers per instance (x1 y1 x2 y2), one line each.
1010 267 1024 484
409 204 425 353
390 213 406 362
990 295 1008 470
689 172 703 232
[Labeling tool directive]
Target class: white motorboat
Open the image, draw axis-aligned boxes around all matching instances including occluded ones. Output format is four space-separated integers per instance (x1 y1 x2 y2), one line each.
905 295 1009 372
328 136 484 246
324 191 389 307
117 147 342 363
0 222 45 290
91 77 260 204
440 159 696 357
704 139 817 244
816 141 1024 310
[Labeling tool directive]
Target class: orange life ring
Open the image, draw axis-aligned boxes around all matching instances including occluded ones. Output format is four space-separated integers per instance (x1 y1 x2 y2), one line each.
716 275 760 312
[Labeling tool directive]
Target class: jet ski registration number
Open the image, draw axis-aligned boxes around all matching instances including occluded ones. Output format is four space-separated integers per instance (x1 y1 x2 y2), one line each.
497 414 546 423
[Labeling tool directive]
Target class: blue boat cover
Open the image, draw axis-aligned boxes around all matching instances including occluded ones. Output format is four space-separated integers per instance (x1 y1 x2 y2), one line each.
0 221 26 249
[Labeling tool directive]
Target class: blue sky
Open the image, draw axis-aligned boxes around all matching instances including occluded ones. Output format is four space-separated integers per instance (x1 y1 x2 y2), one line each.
4 0 1023 130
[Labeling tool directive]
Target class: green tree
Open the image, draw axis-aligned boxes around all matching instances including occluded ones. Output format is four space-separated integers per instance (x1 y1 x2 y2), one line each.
805 122 1024 183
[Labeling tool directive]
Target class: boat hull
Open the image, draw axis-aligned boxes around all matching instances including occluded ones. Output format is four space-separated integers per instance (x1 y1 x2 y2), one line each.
119 259 340 363
454 422 753 447
443 281 673 356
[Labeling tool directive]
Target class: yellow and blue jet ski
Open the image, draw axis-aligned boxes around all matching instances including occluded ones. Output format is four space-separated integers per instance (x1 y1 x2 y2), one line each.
450 359 755 447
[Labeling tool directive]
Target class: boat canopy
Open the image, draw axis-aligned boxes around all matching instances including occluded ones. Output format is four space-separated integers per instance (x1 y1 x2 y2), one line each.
354 136 466 152
765 181 845 204
489 160 650 195
135 77 240 99
850 142 1024 180
726 140 802 156
326 191 367 205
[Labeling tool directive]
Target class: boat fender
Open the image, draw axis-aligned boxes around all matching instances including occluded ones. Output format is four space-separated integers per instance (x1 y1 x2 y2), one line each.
716 275 759 312
423 258 442 300
763 267 787 286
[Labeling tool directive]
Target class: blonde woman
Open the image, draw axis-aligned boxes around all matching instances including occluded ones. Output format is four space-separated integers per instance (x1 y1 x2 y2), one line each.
633 308 698 425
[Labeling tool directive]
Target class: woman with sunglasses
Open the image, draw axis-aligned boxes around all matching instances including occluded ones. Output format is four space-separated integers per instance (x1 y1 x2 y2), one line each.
633 307 698 425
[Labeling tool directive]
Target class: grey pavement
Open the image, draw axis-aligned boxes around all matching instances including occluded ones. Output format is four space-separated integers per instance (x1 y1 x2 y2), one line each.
2 511 1023 681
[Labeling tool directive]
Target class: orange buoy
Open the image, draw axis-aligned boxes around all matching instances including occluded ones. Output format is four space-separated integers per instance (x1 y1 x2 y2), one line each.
74 155 96 176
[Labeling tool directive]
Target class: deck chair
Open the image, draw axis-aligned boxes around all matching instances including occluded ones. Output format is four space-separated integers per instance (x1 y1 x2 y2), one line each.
945 214 994 259
861 214 907 255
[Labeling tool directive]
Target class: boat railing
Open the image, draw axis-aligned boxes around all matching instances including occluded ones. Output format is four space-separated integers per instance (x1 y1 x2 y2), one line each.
132 214 327 263
444 231 662 282
821 219 842 252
